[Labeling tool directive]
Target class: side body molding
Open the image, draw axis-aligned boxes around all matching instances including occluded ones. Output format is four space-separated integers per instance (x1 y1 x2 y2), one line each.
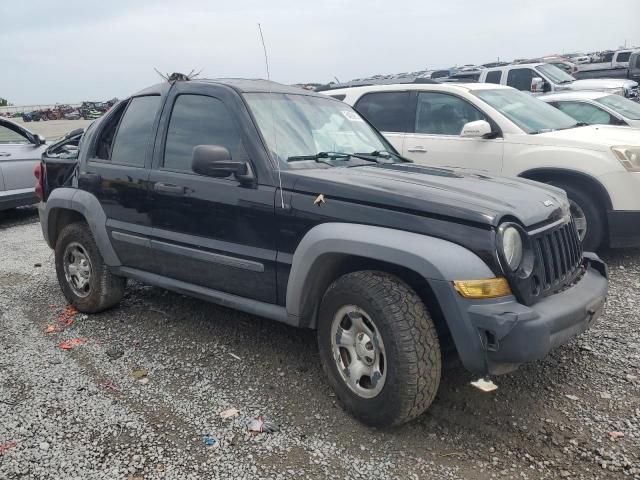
42 187 121 266
285 223 495 326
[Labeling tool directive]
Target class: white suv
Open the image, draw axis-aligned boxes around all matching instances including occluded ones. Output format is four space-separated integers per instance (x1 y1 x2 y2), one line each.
324 82 640 250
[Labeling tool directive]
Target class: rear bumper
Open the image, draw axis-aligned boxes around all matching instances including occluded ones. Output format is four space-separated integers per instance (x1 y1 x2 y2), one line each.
608 210 640 248
432 254 608 375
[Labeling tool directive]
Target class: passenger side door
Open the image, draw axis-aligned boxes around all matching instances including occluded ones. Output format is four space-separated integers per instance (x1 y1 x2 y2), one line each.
148 84 278 303
0 120 45 196
402 91 504 172
353 91 412 153
552 101 626 126
83 95 162 272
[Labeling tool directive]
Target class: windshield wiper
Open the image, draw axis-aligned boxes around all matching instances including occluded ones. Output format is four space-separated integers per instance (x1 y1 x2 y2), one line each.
287 151 351 163
353 150 404 163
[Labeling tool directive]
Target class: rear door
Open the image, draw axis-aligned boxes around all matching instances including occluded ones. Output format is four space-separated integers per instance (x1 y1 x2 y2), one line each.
402 91 504 172
0 119 44 199
82 95 163 271
148 82 278 303
353 91 412 153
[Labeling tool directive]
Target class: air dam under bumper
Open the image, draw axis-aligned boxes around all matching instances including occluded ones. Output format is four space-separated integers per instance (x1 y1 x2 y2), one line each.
435 253 608 376
608 210 640 248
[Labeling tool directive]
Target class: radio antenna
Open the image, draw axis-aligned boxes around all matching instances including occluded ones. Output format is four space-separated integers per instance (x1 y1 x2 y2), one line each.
258 23 284 209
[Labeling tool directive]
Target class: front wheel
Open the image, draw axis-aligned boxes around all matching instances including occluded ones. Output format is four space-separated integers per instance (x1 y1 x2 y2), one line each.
550 182 605 251
317 271 441 427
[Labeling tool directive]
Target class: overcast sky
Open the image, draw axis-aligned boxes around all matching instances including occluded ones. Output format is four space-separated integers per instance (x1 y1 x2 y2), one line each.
1 0 638 105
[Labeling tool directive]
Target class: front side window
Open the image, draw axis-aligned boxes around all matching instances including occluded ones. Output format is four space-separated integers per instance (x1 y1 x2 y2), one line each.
415 92 486 135
603 52 614 62
485 70 502 84
596 94 640 120
110 96 161 167
506 68 537 91
354 91 411 132
617 52 631 63
555 101 615 125
536 64 576 84
164 95 247 172
245 93 393 166
0 124 30 144
474 89 577 133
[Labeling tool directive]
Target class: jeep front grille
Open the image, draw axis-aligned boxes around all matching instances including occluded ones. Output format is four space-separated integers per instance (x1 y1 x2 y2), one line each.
531 219 583 295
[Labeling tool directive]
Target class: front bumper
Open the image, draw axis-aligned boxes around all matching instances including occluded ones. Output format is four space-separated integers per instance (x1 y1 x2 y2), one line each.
608 210 640 248
432 254 608 375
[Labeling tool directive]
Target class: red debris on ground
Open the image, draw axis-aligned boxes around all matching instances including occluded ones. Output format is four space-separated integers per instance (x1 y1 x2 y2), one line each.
0 440 17 455
57 306 78 327
98 380 120 392
59 338 86 350
44 325 59 334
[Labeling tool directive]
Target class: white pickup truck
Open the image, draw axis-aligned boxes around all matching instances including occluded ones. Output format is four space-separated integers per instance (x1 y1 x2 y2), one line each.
324 82 640 250
477 63 638 101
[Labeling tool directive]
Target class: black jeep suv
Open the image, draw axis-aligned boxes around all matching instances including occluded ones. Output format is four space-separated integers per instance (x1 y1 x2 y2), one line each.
36 78 608 427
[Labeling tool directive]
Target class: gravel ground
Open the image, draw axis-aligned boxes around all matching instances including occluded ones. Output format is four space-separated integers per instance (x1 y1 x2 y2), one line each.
1 208 639 479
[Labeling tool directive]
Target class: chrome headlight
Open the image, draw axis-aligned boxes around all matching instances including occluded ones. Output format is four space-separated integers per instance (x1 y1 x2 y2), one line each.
612 146 640 172
498 224 524 271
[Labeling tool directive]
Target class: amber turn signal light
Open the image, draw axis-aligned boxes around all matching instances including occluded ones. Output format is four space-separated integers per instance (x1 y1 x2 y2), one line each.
453 278 512 299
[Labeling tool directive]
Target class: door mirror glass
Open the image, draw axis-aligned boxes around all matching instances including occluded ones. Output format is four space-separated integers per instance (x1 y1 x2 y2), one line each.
191 145 254 183
460 120 493 138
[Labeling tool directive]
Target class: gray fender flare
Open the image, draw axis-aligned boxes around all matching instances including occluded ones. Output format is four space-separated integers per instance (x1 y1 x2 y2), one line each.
285 223 494 326
43 188 121 266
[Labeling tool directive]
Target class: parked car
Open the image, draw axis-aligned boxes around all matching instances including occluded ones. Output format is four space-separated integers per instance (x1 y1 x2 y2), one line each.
325 82 640 250
0 117 47 210
579 49 637 71
540 91 640 128
22 111 42 122
478 63 639 101
36 78 608 427
629 51 640 83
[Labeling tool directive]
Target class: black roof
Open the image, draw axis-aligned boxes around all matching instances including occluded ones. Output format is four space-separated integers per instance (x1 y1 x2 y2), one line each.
134 78 324 98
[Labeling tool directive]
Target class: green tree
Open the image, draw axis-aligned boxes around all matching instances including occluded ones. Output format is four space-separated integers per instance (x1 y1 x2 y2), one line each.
0 98 9 107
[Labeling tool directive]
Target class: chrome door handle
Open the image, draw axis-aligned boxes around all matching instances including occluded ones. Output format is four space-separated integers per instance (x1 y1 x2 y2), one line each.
154 182 185 195
407 147 427 153
0 152 11 157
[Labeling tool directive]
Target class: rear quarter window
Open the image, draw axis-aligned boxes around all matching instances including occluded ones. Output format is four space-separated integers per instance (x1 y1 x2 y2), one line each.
354 91 411 133
485 70 502 84
109 96 161 167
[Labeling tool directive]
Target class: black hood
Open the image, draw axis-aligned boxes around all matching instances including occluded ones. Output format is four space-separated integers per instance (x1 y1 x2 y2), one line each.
283 163 568 228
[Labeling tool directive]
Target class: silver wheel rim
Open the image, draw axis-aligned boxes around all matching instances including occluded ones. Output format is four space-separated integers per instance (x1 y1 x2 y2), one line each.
63 242 92 298
330 305 386 399
569 199 588 241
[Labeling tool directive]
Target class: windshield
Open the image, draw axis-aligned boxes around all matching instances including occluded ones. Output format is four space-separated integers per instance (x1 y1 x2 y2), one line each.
244 93 394 167
536 64 576 84
596 94 640 120
474 89 578 133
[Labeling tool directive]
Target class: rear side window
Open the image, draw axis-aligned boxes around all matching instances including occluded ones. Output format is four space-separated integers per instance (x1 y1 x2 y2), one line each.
485 70 502 84
163 94 247 172
110 96 161 167
506 68 536 91
602 52 614 62
617 52 631 63
354 91 411 133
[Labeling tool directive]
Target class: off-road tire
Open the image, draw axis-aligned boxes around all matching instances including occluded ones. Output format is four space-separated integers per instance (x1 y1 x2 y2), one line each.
317 271 441 427
551 181 605 251
54 222 125 313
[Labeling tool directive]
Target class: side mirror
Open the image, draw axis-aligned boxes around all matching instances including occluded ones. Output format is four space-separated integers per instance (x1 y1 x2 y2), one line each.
34 134 46 146
460 120 493 138
531 77 549 93
191 145 254 184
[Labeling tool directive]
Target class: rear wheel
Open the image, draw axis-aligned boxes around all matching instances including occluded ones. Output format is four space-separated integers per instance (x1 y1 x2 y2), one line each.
55 222 125 313
317 271 441 427
550 181 605 251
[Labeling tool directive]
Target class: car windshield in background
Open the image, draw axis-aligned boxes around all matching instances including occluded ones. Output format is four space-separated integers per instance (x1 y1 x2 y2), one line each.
536 64 576 84
596 94 640 120
244 93 393 167
474 89 578 134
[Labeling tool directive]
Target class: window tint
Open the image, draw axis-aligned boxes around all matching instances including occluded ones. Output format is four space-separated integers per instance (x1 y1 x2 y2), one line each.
329 94 346 101
485 70 502 84
555 101 615 125
0 124 30 144
617 52 631 63
602 52 614 62
506 68 536 91
110 96 160 166
415 92 486 135
164 95 247 172
354 91 410 133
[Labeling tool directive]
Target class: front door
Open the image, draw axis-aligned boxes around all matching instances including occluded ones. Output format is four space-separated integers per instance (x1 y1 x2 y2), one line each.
353 91 412 154
402 91 504 173
148 83 278 303
0 120 45 198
